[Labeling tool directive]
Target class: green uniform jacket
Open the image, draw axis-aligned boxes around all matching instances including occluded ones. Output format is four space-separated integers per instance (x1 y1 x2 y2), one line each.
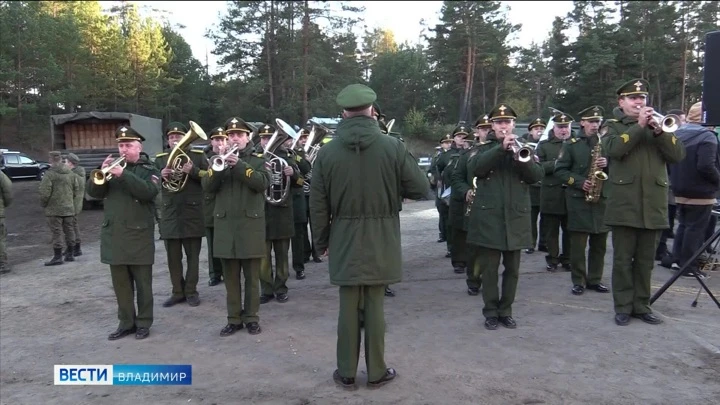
154 149 208 239
264 147 300 240
291 150 312 224
554 135 610 234
602 112 686 229
203 145 271 259
466 132 544 250
536 136 567 215
450 144 482 231
0 171 12 217
202 150 218 228
86 155 159 265
71 166 86 215
39 164 80 217
309 116 428 286
442 146 467 228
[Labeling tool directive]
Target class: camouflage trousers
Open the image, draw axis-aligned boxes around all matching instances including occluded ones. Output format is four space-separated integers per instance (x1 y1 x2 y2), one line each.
0 218 7 267
47 216 75 249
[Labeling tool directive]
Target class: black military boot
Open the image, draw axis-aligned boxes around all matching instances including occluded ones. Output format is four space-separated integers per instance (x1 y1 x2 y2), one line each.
45 248 64 266
73 242 82 257
64 244 75 262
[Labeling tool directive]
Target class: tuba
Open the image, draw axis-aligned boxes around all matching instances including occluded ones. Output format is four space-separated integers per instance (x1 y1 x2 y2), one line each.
585 135 609 203
90 155 126 185
163 121 208 192
264 118 297 206
304 120 331 165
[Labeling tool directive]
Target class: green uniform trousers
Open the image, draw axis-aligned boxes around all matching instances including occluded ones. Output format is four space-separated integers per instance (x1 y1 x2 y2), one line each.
260 239 290 296
205 227 223 281
71 215 81 244
337 285 387 382
466 245 482 290
47 216 75 249
0 218 7 269
222 258 261 325
569 232 608 286
164 238 201 299
109 265 153 330
475 247 521 318
611 226 660 315
543 214 570 264
291 223 306 271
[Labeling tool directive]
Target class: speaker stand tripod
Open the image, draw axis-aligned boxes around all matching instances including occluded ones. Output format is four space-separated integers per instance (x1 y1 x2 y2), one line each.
650 223 720 309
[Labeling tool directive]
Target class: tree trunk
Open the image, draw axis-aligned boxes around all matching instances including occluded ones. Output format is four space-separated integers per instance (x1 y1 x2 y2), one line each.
680 10 688 111
266 1 275 113
302 0 310 124
535 78 542 118
460 40 473 122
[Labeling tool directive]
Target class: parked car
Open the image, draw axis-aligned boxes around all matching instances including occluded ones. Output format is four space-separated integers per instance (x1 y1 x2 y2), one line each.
0 149 50 180
418 157 432 173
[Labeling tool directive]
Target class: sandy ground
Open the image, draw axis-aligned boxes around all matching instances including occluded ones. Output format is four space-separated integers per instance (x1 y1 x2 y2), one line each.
1 189 719 404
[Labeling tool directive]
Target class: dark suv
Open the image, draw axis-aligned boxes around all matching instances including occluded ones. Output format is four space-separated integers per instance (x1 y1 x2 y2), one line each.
0 149 50 180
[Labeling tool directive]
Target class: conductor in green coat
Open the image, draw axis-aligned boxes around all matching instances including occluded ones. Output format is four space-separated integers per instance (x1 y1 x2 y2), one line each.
554 105 611 296
465 104 544 330
310 84 429 390
204 117 271 336
87 126 160 340
602 79 686 326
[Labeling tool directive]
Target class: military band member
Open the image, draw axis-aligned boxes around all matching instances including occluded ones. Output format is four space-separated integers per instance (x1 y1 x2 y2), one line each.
537 113 573 270
291 128 313 280
257 124 300 303
87 126 159 340
204 117 271 336
522 118 547 253
432 134 455 257
155 122 208 307
554 106 610 295
65 153 85 256
0 168 12 274
310 84 428 389
437 128 469 271
204 127 227 286
603 79 685 326
39 151 80 266
466 104 544 330
429 136 452 244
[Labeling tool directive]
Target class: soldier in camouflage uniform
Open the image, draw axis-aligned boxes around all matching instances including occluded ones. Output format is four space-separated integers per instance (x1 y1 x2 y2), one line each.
39 151 80 266
536 113 574 270
0 167 12 274
257 124 301 304
155 122 209 308
65 153 85 256
521 118 547 254
204 126 227 286
87 126 159 340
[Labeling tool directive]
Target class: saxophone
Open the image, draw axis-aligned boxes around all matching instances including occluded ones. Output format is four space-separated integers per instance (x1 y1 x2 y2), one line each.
584 136 609 203
465 177 478 216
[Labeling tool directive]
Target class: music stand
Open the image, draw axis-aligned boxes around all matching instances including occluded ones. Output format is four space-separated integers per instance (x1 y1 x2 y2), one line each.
650 210 720 309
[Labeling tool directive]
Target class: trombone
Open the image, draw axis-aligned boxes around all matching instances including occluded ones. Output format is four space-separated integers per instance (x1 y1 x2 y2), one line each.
91 155 126 185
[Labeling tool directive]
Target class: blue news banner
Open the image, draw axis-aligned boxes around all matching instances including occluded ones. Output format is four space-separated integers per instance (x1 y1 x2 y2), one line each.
54 365 192 386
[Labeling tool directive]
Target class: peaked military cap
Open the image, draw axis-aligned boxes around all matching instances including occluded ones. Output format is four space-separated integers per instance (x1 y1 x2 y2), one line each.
488 104 518 121
49 151 62 158
452 124 470 138
224 117 252 133
165 122 187 136
616 79 649 96
116 125 145 142
373 102 386 121
299 125 311 136
440 134 453 143
336 84 377 109
258 123 276 137
552 112 574 124
474 114 492 128
66 153 80 164
578 105 605 121
528 118 546 130
209 126 227 139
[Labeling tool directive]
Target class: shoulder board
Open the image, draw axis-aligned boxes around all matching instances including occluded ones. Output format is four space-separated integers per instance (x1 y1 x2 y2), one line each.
252 153 263 158
191 149 204 154
569 138 577 143
156 152 168 157
478 140 492 146
606 119 618 123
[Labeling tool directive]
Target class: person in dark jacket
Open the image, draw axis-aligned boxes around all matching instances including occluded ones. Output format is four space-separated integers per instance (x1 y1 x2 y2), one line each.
310 84 428 390
668 102 720 278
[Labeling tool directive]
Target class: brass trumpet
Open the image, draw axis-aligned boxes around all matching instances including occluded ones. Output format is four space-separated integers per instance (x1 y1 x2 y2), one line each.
91 155 126 185
504 132 533 163
209 143 240 172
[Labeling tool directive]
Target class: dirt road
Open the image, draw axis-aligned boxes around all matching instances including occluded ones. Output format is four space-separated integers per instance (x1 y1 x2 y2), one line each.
1 195 719 404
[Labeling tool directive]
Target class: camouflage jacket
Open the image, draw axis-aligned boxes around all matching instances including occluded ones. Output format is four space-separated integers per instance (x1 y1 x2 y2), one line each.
39 164 80 217
71 166 86 215
0 171 12 218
